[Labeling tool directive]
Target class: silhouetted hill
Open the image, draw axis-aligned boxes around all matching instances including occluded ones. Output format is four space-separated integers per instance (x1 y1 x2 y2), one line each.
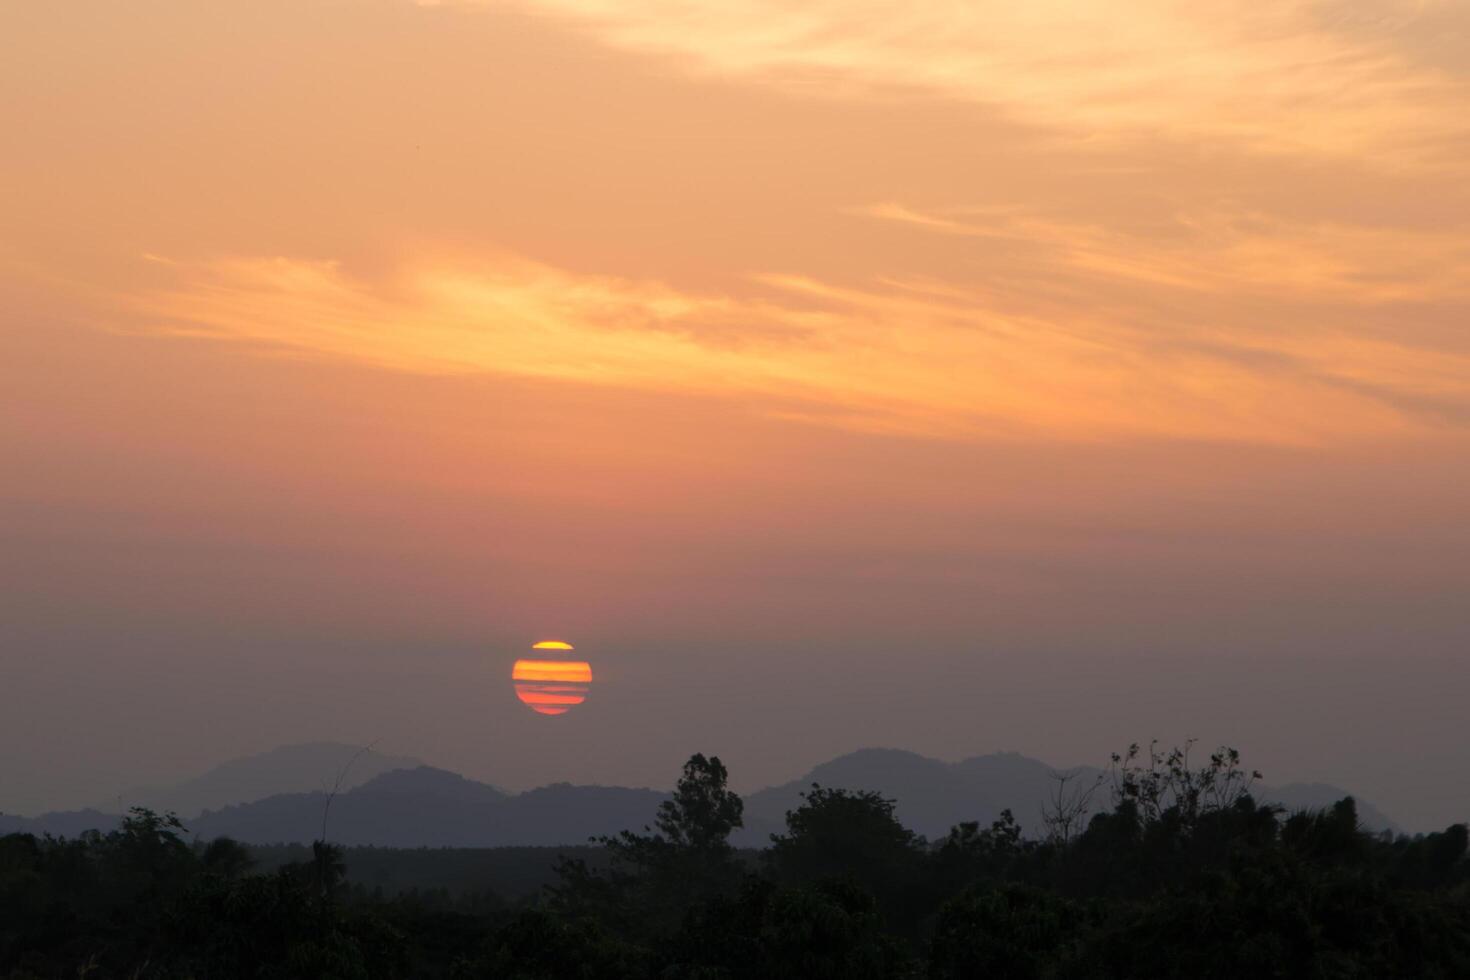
1268 782 1397 831
735 748 1397 844
103 742 425 818
188 767 669 846
4 747 1399 844
0 808 122 839
737 749 1100 843
353 766 509 806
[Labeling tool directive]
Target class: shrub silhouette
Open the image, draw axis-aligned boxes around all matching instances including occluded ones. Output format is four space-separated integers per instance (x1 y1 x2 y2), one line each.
4 743 1469 978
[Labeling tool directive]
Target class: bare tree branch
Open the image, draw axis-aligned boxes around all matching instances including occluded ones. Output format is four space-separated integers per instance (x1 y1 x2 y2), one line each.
320 739 379 845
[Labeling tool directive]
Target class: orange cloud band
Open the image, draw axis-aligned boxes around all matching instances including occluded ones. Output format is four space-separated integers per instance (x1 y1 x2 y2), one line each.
512 657 592 715
512 659 594 683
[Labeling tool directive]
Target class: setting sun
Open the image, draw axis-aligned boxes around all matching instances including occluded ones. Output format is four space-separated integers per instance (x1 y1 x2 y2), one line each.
512 642 592 716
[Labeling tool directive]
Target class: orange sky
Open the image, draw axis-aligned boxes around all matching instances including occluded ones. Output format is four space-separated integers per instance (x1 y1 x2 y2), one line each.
3 0 1469 827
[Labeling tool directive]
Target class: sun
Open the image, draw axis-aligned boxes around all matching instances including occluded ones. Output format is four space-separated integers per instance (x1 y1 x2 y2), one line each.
511 640 593 716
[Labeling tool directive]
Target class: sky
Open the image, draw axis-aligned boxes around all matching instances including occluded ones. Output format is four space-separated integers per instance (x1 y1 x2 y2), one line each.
2 0 1468 829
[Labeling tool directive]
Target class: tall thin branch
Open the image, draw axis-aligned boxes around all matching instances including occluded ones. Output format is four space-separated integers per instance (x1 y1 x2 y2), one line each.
320 739 379 844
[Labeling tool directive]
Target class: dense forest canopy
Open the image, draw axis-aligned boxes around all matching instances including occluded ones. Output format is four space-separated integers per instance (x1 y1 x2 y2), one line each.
3 744 1467 979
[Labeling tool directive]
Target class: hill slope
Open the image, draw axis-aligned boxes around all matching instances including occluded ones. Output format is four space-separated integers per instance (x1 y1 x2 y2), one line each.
105 742 425 819
5 747 1399 844
189 767 669 847
736 748 1397 843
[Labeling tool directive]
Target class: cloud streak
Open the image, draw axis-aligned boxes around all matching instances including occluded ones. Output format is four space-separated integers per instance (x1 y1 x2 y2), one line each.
436 0 1470 165
859 203 1470 304
130 243 1470 446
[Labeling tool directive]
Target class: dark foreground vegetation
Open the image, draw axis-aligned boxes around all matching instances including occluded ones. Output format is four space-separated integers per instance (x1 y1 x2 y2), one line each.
4 743 1468 979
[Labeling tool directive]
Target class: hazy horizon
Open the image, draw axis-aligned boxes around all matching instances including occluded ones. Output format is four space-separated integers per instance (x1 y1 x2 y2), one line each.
4 0 1468 833
1 735 1408 837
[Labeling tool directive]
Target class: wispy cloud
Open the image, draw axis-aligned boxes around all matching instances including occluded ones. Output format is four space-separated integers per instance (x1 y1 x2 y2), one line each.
129 248 1469 446
430 0 1470 165
858 203 1470 304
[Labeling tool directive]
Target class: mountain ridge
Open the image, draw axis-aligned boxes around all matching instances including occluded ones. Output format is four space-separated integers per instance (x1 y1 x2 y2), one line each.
3 743 1401 844
736 746 1397 843
99 741 426 820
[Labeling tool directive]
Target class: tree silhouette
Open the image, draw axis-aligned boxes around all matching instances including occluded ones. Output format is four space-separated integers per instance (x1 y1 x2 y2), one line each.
5 739 1470 978
768 784 928 932
1109 740 1261 829
652 753 744 853
770 785 921 884
554 752 746 937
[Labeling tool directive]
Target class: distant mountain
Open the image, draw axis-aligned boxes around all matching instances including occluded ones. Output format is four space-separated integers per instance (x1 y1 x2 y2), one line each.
105 742 425 819
737 749 1098 844
0 808 123 839
735 748 1398 844
189 767 669 847
3 746 1400 845
1267 783 1397 832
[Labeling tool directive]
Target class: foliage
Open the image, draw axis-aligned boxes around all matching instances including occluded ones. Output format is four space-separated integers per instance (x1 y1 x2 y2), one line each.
929 883 1084 980
666 876 914 980
4 743 1469 979
1109 739 1261 829
452 908 647 980
550 754 746 937
933 808 1029 892
652 753 745 853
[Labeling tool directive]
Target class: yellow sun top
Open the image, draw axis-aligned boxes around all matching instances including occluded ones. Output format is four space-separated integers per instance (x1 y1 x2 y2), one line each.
532 640 574 650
